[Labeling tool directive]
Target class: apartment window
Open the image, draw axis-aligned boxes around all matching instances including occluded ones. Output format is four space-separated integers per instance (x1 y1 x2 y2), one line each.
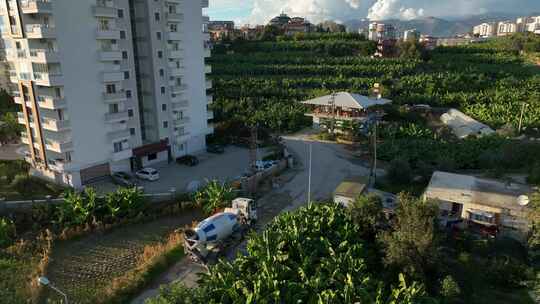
126 90 132 98
120 31 126 39
156 32 162 40
163 121 168 128
159 69 164 77
170 24 178 32
130 128 135 136
109 103 119 113
157 50 163 58
124 71 130 79
54 87 62 98
128 109 134 117
162 104 167 111
113 141 123 153
117 9 124 18
154 12 160 21
98 18 110 31
106 84 116 94
160 86 166 95
122 51 128 59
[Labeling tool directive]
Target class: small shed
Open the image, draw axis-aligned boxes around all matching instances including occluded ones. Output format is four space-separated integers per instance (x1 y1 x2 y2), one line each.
333 176 368 207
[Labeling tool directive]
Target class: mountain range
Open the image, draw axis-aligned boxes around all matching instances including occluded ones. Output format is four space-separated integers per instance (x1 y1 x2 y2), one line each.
344 12 539 37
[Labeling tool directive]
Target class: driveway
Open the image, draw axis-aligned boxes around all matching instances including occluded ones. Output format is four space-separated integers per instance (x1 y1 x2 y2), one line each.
91 146 271 194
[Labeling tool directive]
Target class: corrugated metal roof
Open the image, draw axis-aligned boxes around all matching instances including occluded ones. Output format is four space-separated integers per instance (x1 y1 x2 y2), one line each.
302 92 392 109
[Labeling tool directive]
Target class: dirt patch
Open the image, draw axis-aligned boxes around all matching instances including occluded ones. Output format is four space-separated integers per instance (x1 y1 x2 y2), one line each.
44 210 204 303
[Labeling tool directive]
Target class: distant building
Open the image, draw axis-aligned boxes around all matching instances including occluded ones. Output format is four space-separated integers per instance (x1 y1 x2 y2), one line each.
524 16 540 34
368 22 396 41
497 20 517 36
436 37 471 47
424 171 532 241
473 22 497 38
419 35 437 50
208 21 235 41
239 25 265 40
302 92 392 130
403 29 419 42
285 17 313 35
269 12 291 27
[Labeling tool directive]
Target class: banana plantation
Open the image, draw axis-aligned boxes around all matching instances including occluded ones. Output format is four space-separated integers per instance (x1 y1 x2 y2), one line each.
209 33 540 134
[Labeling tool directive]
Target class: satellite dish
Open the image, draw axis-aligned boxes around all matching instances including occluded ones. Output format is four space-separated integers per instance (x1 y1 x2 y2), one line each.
517 195 530 207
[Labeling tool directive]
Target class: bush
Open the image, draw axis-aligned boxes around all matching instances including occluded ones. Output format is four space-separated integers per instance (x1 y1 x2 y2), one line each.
10 174 36 199
0 160 29 184
440 275 461 299
486 256 529 288
387 158 412 185
528 162 540 185
0 218 15 248
194 180 235 215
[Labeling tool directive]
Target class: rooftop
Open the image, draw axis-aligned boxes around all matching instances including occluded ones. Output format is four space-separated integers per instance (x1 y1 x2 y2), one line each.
424 171 532 212
302 92 392 110
334 176 368 198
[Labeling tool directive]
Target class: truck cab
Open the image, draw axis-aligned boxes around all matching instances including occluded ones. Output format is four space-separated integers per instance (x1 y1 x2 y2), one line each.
228 197 258 223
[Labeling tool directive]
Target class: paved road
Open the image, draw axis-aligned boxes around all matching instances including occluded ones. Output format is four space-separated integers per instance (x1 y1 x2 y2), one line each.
131 134 375 303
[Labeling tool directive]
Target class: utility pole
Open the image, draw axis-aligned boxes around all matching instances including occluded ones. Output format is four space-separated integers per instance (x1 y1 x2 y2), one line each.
329 92 336 134
307 143 312 203
518 102 528 134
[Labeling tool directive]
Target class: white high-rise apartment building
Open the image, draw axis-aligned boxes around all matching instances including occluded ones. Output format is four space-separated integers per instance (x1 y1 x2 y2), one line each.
497 21 517 36
473 22 497 38
0 0 213 188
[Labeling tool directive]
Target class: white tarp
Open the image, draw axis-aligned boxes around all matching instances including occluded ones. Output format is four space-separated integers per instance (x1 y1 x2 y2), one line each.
440 109 494 139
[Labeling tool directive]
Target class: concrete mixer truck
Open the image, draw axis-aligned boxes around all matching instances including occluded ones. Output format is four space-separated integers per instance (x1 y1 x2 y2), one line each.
184 198 257 263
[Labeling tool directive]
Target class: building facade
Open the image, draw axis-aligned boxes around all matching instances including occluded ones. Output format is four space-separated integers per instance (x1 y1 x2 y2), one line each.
368 22 396 41
473 22 497 38
497 20 517 36
403 29 419 42
0 0 212 188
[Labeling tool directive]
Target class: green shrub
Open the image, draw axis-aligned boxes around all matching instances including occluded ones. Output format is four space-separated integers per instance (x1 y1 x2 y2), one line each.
194 180 235 215
0 217 15 248
486 256 529 288
387 158 412 185
527 162 540 185
440 275 461 299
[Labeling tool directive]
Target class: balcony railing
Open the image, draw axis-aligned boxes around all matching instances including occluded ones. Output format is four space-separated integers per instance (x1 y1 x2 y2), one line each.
29 49 59 63
20 0 53 14
105 111 129 123
25 24 55 39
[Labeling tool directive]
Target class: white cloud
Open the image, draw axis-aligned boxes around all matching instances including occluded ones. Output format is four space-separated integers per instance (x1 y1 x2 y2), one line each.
367 0 424 20
212 0 540 25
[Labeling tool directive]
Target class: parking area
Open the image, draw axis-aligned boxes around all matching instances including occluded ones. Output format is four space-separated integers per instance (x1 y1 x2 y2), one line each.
91 146 271 194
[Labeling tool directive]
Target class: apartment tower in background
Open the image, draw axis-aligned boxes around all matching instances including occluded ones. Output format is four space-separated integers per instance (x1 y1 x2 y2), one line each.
0 0 212 188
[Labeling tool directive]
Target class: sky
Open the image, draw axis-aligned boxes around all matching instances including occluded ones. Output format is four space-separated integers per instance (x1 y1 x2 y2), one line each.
206 0 540 25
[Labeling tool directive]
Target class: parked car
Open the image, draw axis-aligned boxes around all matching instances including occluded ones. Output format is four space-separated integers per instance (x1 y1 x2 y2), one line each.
176 155 199 166
135 168 160 181
207 144 225 154
112 172 138 187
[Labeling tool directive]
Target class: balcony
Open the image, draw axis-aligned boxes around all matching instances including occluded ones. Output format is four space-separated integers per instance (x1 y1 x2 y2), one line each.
170 84 187 94
169 67 183 77
105 111 129 123
205 65 212 74
37 95 67 109
17 112 26 125
96 28 120 40
45 139 74 153
14 96 24 105
202 0 209 8
107 129 130 141
207 111 214 120
111 149 132 162
168 50 182 59
173 117 190 126
202 15 210 23
25 24 55 39
20 0 53 14
206 80 212 90
42 118 71 132
33 73 64 86
20 132 30 145
99 50 122 61
6 49 27 61
166 12 184 22
48 159 73 172
175 131 190 142
166 31 182 41
103 92 127 103
29 49 60 63
171 100 189 110
204 48 211 58
102 71 124 82
207 94 213 104
92 5 117 18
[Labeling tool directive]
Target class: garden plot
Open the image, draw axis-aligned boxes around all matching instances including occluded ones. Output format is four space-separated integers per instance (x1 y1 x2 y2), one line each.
44 211 203 303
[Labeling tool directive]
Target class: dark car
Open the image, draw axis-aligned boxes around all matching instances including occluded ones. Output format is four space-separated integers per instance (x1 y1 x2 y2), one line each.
112 172 138 187
176 155 199 166
207 144 225 154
